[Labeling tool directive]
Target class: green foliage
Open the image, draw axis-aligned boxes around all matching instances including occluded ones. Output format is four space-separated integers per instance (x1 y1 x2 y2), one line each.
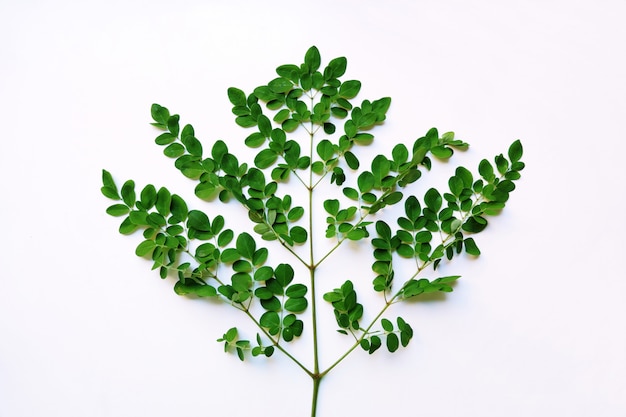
101 46 524 417
323 280 364 333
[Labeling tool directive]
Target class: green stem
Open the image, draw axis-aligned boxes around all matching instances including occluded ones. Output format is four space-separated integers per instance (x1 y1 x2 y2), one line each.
277 237 309 268
311 376 321 417
307 103 322 417
308 121 320 376
313 188 395 269
320 298 394 378
310 261 320 375
242 309 313 377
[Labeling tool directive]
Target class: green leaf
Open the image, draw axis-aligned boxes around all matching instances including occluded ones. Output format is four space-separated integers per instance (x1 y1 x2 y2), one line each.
371 155 390 184
167 115 180 137
462 216 488 233
268 77 293 94
236 232 256 260
323 291 342 303
344 151 359 170
424 188 442 212
221 153 240 176
232 273 252 293
220 248 240 263
369 335 382 354
101 170 119 195
327 56 347 78
331 107 348 118
353 133 373 144
375 221 392 239
386 332 399 353
287 207 304 222
433 275 461 285
255 149 278 169
448 176 464 197
339 80 361 99
304 46 321 73
508 140 523 163
274 263 294 288
164 143 185 158
118 217 137 235
403 196 421 222
431 146 453 159
254 86 276 101
174 281 217 297
456 166 473 188
196 242 216 259
140 184 157 209
357 172 375 193
245 132 266 148
324 199 340 216
479 159 495 182
273 109 291 124
372 97 391 117
464 238 481 255
106 204 129 217
120 180 135 207
290 226 308 244
170 194 188 222
392 144 409 165
101 185 120 200
135 240 156 256
344 120 357 138
398 317 413 344
282 118 300 132
188 210 211 232
260 311 280 331
286 283 307 298
284 297 308 313
195 182 216 199
316 139 334 161
343 187 359 200
128 210 148 225
347 228 367 240
151 103 170 124
181 124 194 140
182 136 203 157
415 231 432 243
227 87 247 107
212 140 228 162
254 266 274 281
381 318 393 332
383 191 403 206
147 212 166 228
261 296 281 312
253 247 268 267
155 187 171 216
495 154 509 175
276 64 300 81
236 115 257 128
217 229 234 247
246 167 266 191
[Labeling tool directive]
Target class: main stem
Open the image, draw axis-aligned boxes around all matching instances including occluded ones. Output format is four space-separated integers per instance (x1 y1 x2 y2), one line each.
307 119 322 417
311 376 321 417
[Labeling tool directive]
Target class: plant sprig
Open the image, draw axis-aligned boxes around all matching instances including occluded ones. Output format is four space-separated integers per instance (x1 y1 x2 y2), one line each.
102 46 524 417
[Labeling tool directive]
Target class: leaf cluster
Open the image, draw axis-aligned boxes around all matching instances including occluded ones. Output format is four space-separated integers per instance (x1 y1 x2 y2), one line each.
102 170 310 360
360 317 413 354
101 46 525 406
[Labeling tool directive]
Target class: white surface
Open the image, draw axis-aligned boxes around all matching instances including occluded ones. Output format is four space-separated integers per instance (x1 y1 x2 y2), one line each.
1 1 625 416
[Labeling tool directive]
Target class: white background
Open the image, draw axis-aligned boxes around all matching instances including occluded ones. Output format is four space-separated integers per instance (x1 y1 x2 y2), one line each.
1 1 625 416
